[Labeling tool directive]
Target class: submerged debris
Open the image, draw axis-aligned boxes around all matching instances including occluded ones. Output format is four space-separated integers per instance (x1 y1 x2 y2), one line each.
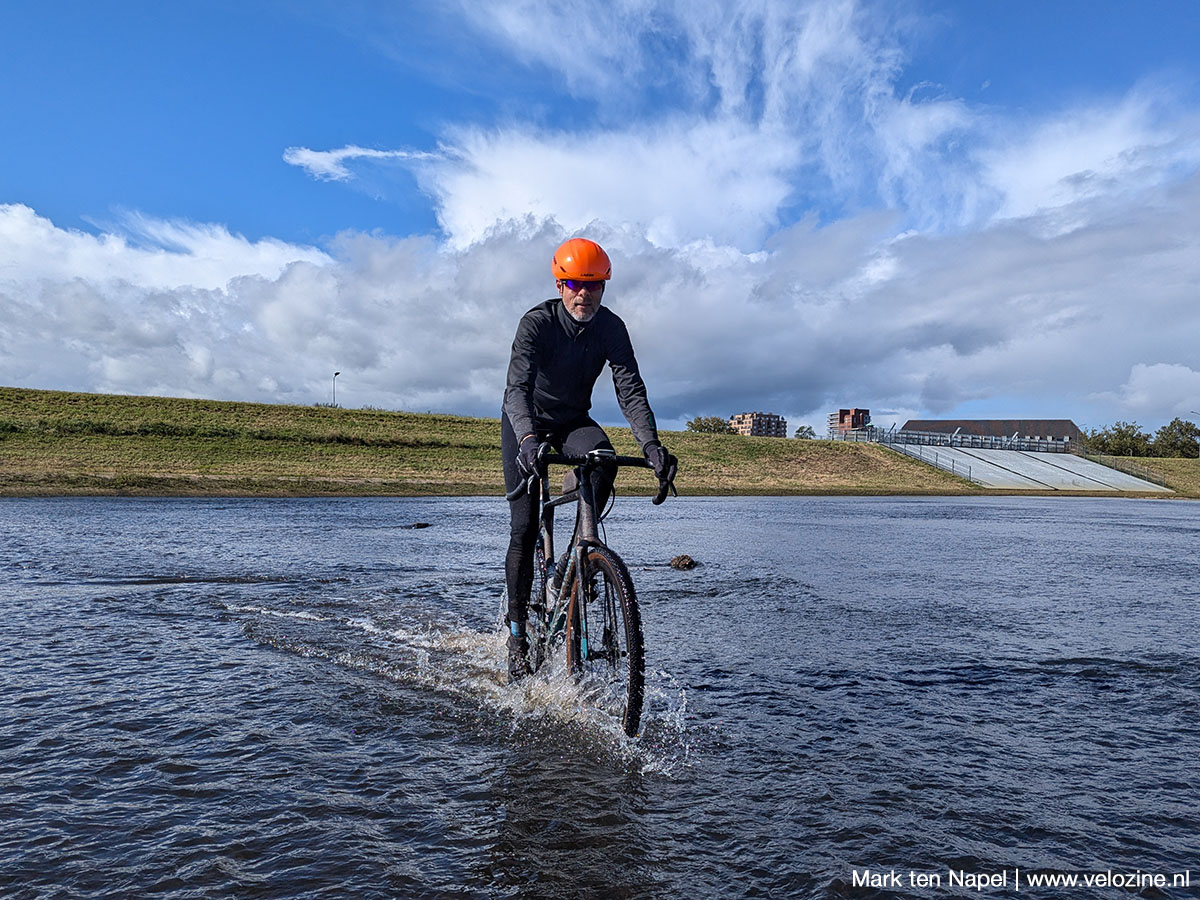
669 554 697 570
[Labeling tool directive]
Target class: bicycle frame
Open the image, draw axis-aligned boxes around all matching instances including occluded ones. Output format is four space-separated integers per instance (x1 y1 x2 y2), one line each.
530 449 625 659
507 445 670 734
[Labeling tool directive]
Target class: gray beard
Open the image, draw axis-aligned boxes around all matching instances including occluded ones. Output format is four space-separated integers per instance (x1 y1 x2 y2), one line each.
567 306 598 323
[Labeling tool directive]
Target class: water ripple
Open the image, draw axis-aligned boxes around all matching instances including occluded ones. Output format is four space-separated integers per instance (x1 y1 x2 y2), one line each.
1 495 1198 899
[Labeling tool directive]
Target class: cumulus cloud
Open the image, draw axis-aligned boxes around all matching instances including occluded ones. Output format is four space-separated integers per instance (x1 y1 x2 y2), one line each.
0 203 329 291
423 120 798 250
5 0 1200 434
1091 364 1200 421
5 168 1200 430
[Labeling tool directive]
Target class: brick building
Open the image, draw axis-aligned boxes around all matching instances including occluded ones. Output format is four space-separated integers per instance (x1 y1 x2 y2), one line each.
828 408 871 435
729 411 788 437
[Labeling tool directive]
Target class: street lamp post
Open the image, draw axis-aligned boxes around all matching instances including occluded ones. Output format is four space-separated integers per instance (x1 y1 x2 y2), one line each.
333 371 341 406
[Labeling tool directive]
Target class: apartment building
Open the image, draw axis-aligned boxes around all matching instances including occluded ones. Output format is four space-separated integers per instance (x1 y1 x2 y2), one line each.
729 411 788 437
828 408 871 435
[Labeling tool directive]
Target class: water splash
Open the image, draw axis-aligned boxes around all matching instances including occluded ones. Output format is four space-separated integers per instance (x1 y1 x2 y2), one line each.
227 598 698 775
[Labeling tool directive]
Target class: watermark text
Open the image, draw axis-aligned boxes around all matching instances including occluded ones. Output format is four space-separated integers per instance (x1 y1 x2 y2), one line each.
851 867 1192 892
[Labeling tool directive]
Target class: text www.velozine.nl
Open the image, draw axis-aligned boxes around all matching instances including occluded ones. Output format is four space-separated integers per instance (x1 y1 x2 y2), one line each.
851 868 1192 891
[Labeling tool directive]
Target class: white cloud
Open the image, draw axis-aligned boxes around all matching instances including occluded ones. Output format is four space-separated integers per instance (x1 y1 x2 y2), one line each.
300 2 1200 257
1091 364 1200 421
298 0 976 248
0 205 543 409
421 119 798 250
5 167 1200 430
6 0 1200 434
283 145 438 182
0 203 329 291
980 89 1200 225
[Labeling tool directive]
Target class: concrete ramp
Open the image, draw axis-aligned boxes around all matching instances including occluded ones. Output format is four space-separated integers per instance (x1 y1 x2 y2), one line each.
891 445 1172 492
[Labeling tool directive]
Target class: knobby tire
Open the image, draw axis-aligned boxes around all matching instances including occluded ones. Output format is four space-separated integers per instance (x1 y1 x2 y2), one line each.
564 546 645 736
529 534 552 673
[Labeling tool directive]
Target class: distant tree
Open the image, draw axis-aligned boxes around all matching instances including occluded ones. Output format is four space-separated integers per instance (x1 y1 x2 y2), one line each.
793 425 817 439
1151 418 1200 458
1085 421 1152 456
686 415 735 434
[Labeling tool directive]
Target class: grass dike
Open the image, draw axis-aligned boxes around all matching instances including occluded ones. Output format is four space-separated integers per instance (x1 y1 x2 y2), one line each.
1 386 1195 497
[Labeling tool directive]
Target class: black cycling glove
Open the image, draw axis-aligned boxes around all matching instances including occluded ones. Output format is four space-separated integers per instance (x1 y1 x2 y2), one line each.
516 435 540 478
644 441 677 483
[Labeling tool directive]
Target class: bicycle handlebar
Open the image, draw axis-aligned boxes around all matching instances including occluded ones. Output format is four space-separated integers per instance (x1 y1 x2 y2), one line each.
504 446 677 504
542 452 647 467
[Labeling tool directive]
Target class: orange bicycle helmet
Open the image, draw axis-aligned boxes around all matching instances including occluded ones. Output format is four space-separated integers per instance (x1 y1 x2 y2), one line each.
551 238 612 281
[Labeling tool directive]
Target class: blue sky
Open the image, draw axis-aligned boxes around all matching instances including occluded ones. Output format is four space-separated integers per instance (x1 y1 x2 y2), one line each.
2 0 1200 433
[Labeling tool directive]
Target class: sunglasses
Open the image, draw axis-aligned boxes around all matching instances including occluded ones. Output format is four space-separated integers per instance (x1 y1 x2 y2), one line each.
560 279 606 292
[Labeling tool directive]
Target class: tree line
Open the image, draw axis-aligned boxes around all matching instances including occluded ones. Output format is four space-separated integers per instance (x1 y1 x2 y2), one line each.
1083 418 1199 458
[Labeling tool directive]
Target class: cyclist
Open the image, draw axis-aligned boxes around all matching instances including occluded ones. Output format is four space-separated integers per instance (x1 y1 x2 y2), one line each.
502 237 676 681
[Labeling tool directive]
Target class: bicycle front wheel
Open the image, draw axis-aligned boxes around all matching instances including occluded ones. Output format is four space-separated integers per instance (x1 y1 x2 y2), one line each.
565 546 645 736
528 531 554 673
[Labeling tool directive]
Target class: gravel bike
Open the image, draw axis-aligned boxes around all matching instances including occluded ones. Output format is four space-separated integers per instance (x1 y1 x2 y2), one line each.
506 445 675 736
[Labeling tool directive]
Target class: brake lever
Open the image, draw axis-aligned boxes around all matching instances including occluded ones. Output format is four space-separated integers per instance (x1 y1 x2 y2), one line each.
505 473 538 502
506 441 553 501
652 477 677 505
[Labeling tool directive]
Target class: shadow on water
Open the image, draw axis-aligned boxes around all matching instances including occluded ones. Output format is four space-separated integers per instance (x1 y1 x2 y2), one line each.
482 746 666 900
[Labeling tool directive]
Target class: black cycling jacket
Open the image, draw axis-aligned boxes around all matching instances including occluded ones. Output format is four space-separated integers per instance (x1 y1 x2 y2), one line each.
503 299 659 449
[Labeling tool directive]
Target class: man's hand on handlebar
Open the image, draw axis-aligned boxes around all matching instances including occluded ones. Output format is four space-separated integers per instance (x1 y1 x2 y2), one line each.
516 434 541 478
506 442 676 504
644 441 678 505
507 439 552 502
643 441 677 483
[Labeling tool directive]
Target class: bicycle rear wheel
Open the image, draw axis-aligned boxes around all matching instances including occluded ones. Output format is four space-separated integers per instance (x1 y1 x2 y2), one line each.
565 545 645 736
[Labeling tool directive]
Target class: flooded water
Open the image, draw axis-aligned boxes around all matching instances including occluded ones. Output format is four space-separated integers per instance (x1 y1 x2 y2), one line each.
2 494 1198 899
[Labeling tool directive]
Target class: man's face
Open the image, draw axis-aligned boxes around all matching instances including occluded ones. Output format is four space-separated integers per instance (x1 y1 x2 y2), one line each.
558 279 605 323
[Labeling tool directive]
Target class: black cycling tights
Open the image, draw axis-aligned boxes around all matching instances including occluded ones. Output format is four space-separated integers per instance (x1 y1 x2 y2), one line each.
501 414 615 627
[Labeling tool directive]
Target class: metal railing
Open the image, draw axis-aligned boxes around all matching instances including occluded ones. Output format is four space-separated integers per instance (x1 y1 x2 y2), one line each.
1082 454 1172 488
884 442 978 484
828 426 1075 453
825 426 1174 490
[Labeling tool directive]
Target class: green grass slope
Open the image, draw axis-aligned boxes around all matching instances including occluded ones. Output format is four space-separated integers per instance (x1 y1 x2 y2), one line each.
1139 458 1200 497
0 386 981 497
5 386 1194 497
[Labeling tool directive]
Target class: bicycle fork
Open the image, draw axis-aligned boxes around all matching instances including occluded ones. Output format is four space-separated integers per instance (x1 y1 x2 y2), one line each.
572 540 591 670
